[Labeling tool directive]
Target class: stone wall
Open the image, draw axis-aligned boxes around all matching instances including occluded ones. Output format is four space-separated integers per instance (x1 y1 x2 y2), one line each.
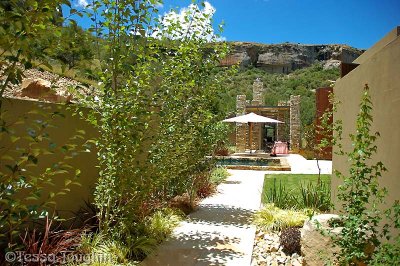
234 80 299 152
251 78 264 105
290 95 301 150
278 100 290 141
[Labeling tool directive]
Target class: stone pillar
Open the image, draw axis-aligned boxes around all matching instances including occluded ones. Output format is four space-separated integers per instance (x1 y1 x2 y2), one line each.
251 78 264 106
236 95 247 152
277 100 290 142
251 123 262 151
290 95 301 150
251 78 264 151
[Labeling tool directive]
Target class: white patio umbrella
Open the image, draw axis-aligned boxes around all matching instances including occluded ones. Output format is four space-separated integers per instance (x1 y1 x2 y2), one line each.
223 112 283 152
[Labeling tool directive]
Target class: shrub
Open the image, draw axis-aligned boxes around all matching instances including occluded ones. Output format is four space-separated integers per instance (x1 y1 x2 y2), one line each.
168 193 197 215
280 227 301 255
299 181 331 211
195 167 229 198
253 204 308 231
266 178 297 209
144 208 184 243
210 167 230 185
214 147 229 156
20 217 83 263
264 177 331 211
78 232 157 263
371 236 400 266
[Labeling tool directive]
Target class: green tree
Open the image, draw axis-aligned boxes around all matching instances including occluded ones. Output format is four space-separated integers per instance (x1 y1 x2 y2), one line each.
77 1 232 247
51 24 96 69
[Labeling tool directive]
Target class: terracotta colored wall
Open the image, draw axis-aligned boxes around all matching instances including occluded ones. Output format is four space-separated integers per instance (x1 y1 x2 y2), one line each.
315 87 333 160
1 98 99 221
332 29 400 237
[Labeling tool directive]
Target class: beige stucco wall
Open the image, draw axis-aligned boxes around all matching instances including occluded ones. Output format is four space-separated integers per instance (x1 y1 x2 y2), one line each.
332 30 400 236
1 98 99 221
354 26 399 65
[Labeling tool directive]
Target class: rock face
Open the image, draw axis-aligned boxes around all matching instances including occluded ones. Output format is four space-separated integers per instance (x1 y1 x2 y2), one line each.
301 214 342 266
1 66 93 103
220 42 364 73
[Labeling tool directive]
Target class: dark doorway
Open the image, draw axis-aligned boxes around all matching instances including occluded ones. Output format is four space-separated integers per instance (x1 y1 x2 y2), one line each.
263 124 276 152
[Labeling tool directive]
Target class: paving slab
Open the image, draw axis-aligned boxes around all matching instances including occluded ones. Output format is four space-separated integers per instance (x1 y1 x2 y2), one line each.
141 170 265 266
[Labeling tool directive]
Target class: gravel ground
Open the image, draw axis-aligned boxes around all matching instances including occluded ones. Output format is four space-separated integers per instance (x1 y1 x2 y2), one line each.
251 229 303 266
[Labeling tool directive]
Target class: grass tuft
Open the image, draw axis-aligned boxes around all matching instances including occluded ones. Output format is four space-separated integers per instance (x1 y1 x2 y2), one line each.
254 204 309 231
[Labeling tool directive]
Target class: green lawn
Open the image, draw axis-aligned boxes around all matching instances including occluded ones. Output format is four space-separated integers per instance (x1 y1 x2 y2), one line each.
262 174 331 210
263 174 331 193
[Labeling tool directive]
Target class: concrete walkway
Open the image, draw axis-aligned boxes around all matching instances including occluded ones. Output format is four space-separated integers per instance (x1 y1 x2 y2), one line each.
141 154 332 266
141 170 265 266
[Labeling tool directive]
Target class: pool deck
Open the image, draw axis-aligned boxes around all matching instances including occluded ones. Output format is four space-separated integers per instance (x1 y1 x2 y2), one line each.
270 154 332 174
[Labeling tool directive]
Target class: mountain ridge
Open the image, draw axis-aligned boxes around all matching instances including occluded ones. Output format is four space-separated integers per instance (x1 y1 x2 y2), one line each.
221 41 364 73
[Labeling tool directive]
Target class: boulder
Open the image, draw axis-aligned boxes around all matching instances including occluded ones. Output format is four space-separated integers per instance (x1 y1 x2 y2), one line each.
323 59 341 70
21 78 52 98
19 78 70 102
301 214 342 266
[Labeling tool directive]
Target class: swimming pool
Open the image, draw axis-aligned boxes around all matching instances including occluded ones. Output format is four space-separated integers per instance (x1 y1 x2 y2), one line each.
215 156 290 171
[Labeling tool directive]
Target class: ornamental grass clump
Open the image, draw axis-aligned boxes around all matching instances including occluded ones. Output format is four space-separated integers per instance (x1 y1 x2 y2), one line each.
253 204 309 231
144 208 185 243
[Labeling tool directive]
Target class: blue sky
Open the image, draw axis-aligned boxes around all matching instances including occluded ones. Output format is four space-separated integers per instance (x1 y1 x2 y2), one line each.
71 0 399 49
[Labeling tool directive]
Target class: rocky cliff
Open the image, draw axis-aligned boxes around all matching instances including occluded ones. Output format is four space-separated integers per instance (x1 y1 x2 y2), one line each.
220 42 364 73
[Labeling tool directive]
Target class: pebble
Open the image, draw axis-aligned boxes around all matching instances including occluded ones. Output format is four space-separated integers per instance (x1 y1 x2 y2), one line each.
251 229 304 266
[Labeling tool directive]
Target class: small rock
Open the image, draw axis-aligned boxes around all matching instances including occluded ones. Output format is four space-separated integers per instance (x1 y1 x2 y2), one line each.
291 259 302 266
270 244 280 252
277 256 286 264
264 234 275 242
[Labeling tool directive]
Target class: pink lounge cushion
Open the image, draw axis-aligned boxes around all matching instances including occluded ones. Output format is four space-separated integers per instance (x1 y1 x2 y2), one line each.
272 142 288 154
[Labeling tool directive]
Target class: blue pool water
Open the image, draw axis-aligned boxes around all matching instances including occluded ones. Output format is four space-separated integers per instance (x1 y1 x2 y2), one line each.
216 157 277 167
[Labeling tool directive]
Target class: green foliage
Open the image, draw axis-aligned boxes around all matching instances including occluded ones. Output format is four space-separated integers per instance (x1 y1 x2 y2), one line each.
77 232 155 264
263 175 331 211
209 167 230 185
370 235 400 266
76 208 184 263
144 208 184 243
71 0 233 247
265 178 297 209
327 84 400 265
253 204 308 231
299 181 331 212
47 24 97 70
0 0 71 101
